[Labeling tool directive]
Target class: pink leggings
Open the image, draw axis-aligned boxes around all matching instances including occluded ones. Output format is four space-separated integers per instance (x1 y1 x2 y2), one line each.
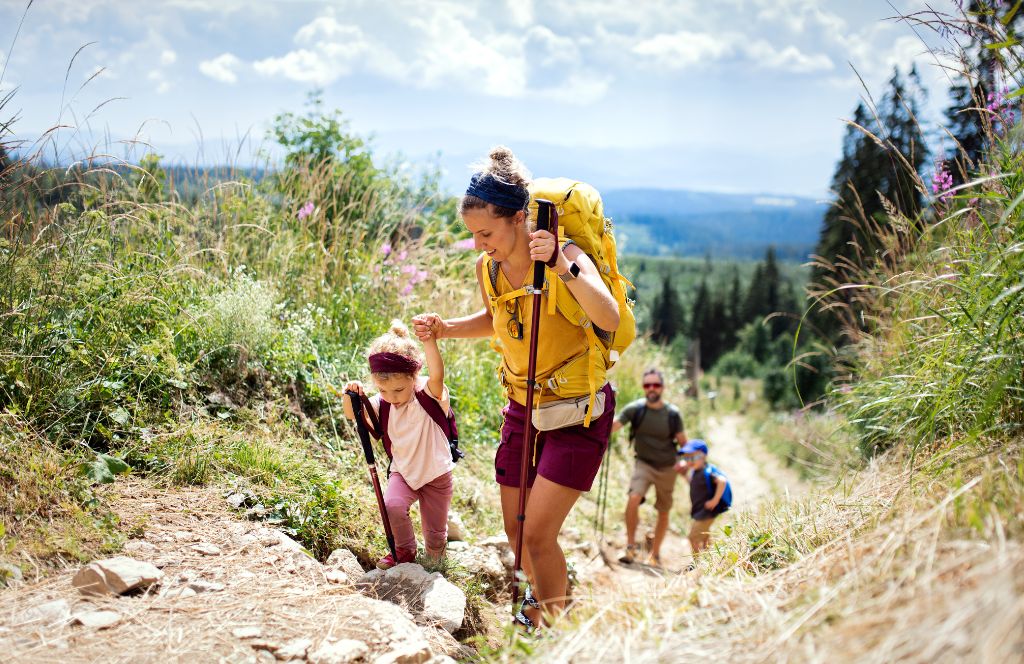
384 471 453 557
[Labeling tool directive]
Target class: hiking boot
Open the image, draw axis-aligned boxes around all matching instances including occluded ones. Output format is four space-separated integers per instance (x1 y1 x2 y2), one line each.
376 548 416 570
618 544 640 564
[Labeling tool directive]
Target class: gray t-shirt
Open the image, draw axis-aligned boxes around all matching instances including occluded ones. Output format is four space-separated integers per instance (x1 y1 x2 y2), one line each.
617 399 681 469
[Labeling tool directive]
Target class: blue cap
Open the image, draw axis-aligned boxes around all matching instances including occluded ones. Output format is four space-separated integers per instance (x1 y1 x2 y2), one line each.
679 440 708 455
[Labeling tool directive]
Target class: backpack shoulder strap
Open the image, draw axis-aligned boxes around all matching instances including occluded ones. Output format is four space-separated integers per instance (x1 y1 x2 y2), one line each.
378 400 393 460
414 389 453 441
667 405 682 439
629 401 648 441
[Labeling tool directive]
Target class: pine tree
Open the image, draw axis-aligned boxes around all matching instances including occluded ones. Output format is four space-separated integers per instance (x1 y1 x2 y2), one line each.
650 274 684 343
811 66 929 341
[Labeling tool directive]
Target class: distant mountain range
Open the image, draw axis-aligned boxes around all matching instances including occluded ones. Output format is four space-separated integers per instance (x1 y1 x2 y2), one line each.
601 189 828 261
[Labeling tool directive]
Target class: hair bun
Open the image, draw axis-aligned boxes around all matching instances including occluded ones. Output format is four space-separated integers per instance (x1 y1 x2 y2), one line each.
389 320 410 338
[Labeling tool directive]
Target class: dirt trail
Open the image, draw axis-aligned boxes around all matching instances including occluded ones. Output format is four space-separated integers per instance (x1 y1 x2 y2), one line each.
575 413 803 586
0 481 470 663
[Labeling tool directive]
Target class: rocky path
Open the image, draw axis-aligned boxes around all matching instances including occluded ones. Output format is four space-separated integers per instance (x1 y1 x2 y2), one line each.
0 480 493 664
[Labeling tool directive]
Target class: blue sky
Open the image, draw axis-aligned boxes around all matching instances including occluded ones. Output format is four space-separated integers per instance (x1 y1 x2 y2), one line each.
1 0 955 197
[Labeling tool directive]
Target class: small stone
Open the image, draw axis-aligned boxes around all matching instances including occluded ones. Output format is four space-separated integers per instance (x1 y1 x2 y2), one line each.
275 638 312 661
446 512 467 542
226 493 247 509
0 562 23 586
325 548 365 584
72 609 121 629
233 626 263 639
17 599 71 626
373 644 432 664
444 541 468 552
192 543 222 556
325 570 350 584
308 638 368 664
174 531 199 542
73 557 163 596
161 586 197 599
123 540 159 557
188 580 225 593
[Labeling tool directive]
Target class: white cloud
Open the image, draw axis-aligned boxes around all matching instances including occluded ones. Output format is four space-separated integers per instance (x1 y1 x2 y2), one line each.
754 196 797 207
199 52 243 84
746 41 833 73
254 49 342 85
632 31 739 69
160 49 177 66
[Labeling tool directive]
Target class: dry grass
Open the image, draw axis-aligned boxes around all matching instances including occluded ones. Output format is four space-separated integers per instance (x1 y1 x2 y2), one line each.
507 443 1024 663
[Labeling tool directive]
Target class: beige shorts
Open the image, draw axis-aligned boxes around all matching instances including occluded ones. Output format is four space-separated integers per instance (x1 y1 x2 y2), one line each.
628 459 678 512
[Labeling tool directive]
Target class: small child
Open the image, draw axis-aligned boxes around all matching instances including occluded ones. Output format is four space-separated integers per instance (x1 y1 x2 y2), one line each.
675 440 731 561
343 320 455 569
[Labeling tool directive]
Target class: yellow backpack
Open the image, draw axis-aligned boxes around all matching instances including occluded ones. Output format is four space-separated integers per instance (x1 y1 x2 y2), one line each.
481 177 637 426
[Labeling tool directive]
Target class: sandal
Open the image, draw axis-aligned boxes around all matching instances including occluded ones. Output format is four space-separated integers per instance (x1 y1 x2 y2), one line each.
514 610 538 634
618 544 640 564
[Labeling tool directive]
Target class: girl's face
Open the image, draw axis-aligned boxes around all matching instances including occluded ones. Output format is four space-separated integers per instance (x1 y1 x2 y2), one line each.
462 207 525 263
372 374 417 405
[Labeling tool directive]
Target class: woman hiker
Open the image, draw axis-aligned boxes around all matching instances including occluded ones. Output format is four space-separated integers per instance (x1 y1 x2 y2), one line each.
412 146 620 631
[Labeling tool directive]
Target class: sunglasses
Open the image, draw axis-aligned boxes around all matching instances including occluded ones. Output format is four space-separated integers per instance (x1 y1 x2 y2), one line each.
643 383 663 389
681 454 703 461
505 297 524 340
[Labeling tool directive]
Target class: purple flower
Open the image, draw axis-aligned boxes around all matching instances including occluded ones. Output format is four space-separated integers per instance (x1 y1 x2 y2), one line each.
397 250 408 261
454 238 476 251
297 201 315 220
381 244 392 257
931 163 954 204
401 264 417 275
401 283 414 295
416 269 429 283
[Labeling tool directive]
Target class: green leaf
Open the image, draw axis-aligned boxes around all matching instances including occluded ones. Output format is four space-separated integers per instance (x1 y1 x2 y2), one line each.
99 454 130 475
80 454 131 484
0 522 6 538
110 407 130 425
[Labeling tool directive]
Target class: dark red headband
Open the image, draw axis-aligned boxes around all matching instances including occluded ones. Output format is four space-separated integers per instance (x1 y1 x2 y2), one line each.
368 352 421 374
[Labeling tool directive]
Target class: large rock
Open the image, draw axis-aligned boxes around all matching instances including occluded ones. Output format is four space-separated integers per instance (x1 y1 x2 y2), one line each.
478 535 514 571
420 576 465 634
373 643 432 664
358 563 466 635
326 548 366 584
73 556 163 596
446 546 505 585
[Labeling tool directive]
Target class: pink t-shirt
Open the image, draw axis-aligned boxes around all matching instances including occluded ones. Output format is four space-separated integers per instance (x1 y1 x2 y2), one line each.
369 376 456 491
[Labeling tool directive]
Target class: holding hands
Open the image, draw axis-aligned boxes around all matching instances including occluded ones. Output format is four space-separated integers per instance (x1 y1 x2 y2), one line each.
412 313 444 342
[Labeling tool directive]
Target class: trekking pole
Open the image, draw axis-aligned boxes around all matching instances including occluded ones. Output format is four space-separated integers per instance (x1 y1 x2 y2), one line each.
346 390 397 563
511 199 554 618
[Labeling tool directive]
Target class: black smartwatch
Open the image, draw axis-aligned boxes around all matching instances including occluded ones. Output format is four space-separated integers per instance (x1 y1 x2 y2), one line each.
558 261 581 283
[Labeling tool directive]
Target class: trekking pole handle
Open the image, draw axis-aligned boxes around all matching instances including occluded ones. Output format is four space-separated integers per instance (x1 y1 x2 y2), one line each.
534 199 554 288
345 390 376 465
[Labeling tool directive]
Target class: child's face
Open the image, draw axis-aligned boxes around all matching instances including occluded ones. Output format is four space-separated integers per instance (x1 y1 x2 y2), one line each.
372 374 417 405
681 453 706 470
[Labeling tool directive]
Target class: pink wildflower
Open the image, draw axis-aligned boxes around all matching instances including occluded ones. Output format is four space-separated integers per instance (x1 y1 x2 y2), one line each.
381 244 392 257
398 250 408 261
401 283 414 296
297 201 315 220
454 238 476 251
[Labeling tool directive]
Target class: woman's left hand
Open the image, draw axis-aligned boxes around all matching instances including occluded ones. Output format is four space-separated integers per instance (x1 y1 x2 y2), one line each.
528 230 558 264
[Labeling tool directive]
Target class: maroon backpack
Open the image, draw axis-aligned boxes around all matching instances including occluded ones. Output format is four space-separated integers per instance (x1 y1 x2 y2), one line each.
358 390 463 463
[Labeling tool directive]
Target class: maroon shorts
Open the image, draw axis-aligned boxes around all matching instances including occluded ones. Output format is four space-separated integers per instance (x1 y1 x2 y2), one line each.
495 383 615 492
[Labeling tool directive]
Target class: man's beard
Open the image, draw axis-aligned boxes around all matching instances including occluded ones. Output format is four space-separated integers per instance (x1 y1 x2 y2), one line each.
645 392 661 404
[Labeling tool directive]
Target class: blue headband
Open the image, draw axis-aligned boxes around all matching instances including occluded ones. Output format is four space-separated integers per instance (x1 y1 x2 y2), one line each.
465 172 530 211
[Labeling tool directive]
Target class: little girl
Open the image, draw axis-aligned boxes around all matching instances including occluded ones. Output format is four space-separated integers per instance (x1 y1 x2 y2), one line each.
343 320 455 569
